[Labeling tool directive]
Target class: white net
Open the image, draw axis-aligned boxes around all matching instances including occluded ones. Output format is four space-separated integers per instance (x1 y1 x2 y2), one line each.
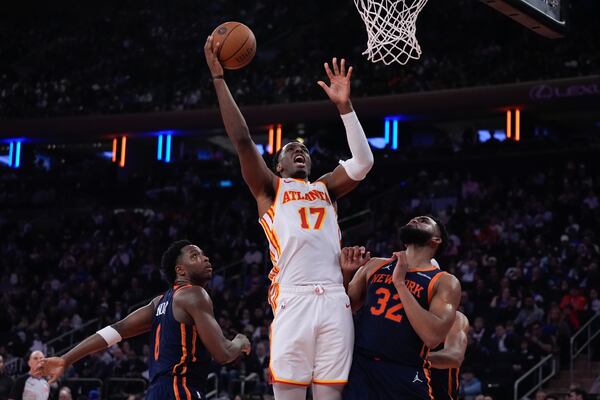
354 0 429 65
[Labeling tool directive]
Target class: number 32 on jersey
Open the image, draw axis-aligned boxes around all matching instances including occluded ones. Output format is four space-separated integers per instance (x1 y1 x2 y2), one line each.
370 287 404 323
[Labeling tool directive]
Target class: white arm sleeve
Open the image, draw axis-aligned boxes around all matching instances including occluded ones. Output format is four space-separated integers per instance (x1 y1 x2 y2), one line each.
338 111 374 181
96 326 122 347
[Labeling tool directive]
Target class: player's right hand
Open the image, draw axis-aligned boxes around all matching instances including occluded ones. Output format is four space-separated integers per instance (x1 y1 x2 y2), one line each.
341 246 370 272
37 357 66 384
204 35 224 78
235 333 252 355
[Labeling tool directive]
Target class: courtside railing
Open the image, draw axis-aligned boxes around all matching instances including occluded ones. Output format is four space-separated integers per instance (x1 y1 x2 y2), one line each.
46 318 102 356
570 312 600 385
3 358 23 376
513 354 557 400
240 372 259 397
206 372 219 399
105 377 147 399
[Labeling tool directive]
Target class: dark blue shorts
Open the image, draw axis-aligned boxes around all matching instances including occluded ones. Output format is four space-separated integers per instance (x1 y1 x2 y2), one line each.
146 376 205 400
343 352 434 400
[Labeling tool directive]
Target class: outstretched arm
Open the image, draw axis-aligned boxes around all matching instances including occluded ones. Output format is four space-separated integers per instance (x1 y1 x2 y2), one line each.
392 251 462 349
38 296 161 383
429 311 470 369
176 286 251 364
317 58 373 200
204 36 277 214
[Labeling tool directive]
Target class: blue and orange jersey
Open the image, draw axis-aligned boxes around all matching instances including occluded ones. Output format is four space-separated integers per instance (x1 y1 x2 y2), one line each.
354 258 446 367
431 367 460 400
149 285 212 394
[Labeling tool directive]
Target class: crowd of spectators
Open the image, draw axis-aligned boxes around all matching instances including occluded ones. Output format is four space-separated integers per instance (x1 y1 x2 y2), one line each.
1 136 599 399
1 0 599 118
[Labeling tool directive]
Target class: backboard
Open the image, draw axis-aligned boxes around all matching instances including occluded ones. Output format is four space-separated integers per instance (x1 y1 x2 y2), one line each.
481 0 567 38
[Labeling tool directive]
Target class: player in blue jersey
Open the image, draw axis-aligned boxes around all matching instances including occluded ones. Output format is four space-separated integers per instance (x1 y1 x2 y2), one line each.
429 311 469 400
341 216 462 400
36 240 251 400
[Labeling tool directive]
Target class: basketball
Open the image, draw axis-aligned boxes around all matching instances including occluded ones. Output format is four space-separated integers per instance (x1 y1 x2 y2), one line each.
211 22 256 70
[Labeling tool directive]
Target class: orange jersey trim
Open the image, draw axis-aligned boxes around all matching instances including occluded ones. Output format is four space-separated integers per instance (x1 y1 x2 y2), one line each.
448 369 454 400
269 283 280 312
272 377 310 386
407 266 439 273
312 379 348 385
173 283 192 291
422 355 434 400
259 219 282 257
427 271 446 304
455 368 460 395
173 376 181 400
172 324 188 375
182 376 191 400
268 265 280 282
191 328 197 363
154 324 161 360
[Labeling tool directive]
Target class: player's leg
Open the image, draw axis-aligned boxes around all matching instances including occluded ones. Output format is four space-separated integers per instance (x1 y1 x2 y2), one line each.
273 383 308 400
270 289 316 398
341 353 371 400
312 383 344 400
145 378 178 400
312 287 354 390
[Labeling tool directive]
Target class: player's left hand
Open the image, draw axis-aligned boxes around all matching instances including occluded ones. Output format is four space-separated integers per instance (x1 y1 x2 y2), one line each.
392 251 409 287
36 357 66 384
341 246 370 273
317 57 353 108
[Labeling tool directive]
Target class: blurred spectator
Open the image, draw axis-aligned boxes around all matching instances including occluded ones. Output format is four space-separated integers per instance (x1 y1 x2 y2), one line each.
0 356 14 400
568 388 589 400
8 351 50 400
460 368 483 400
58 387 72 400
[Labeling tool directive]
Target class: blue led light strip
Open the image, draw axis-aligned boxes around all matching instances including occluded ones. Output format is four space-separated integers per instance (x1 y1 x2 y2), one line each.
165 134 172 163
157 135 163 161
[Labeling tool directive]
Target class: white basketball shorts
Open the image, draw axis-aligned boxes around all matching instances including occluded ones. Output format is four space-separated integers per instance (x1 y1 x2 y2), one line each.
269 284 354 386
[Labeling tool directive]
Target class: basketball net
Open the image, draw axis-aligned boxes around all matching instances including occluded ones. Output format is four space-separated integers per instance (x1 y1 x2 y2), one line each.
354 0 428 65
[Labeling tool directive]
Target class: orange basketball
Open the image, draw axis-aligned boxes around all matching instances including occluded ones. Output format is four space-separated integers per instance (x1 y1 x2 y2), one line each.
211 22 256 70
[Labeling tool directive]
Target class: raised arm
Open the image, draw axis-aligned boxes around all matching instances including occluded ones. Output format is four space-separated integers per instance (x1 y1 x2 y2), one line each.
38 296 161 383
317 58 374 200
175 286 250 364
392 252 462 349
428 311 470 369
204 36 277 214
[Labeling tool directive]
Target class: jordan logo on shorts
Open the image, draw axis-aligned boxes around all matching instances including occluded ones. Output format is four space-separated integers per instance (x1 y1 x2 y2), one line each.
412 371 423 383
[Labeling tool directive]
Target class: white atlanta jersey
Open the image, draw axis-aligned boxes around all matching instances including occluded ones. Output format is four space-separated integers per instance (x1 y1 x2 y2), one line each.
259 178 342 294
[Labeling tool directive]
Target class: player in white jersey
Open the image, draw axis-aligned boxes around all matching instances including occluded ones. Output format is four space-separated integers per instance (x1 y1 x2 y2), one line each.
205 36 374 400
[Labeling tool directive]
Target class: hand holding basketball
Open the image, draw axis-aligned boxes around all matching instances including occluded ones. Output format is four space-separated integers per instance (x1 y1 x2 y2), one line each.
392 251 409 287
341 246 370 273
318 57 354 112
204 36 224 78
